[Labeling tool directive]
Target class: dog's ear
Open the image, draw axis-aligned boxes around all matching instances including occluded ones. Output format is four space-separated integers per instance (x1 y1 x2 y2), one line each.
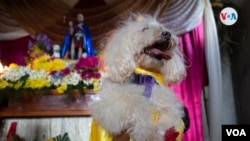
130 13 150 23
129 13 143 22
102 33 137 82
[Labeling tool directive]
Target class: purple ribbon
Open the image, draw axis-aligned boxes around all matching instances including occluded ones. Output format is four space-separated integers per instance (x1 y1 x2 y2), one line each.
138 75 157 99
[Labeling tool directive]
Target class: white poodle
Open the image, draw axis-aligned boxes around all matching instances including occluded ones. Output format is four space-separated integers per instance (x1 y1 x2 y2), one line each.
91 13 187 141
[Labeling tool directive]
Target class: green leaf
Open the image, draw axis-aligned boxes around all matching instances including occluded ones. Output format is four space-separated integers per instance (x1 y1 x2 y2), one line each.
52 132 70 141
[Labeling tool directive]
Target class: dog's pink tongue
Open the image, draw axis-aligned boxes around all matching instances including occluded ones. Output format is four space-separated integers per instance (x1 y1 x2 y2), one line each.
150 48 171 60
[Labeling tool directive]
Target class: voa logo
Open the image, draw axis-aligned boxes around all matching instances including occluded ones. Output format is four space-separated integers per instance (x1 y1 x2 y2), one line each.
226 129 246 136
220 7 238 26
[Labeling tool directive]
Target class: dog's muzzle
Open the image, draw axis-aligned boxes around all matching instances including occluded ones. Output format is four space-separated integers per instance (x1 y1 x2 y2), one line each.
143 31 172 60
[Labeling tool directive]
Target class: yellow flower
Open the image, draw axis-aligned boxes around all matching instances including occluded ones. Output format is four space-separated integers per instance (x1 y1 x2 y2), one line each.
32 55 66 72
35 54 50 63
56 84 67 94
50 59 66 71
42 62 53 72
32 55 50 69
24 79 51 89
93 79 101 91
0 80 9 89
46 139 54 141
29 45 44 58
9 63 19 69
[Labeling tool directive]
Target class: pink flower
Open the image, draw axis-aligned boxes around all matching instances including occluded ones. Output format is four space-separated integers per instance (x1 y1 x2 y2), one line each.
75 58 85 70
75 56 101 80
75 56 99 70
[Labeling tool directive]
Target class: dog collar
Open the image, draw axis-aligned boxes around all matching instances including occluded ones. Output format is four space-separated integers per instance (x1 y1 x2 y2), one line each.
134 67 164 85
134 67 164 98
138 75 157 98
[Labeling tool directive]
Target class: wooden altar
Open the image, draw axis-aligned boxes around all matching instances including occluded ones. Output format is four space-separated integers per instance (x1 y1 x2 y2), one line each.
0 90 97 118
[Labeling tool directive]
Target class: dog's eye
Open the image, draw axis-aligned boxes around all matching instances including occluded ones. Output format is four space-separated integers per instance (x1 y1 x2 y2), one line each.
142 27 149 32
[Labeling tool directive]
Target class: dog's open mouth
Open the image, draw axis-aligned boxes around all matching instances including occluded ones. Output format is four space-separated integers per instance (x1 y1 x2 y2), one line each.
143 40 171 60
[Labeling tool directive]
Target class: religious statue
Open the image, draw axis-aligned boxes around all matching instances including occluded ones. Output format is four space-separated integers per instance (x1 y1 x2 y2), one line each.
61 13 95 59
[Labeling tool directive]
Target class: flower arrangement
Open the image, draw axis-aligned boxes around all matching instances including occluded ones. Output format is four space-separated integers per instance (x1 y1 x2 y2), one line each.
26 34 53 63
0 55 102 102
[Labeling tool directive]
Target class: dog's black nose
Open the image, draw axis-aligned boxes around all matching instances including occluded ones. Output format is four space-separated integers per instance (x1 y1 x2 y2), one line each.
161 31 171 40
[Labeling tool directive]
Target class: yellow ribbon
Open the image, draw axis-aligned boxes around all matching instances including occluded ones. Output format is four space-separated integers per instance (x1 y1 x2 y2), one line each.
134 67 164 85
89 120 113 141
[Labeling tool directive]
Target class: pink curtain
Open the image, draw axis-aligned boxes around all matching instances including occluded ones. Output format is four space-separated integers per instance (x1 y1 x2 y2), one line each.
173 19 208 141
0 36 31 66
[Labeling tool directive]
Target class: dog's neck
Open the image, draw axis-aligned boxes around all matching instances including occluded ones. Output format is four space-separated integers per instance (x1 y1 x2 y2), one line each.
134 67 164 85
129 67 164 99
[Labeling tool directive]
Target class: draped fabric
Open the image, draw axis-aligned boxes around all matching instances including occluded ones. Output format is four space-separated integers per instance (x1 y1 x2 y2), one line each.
0 0 204 44
0 0 72 41
0 36 31 66
203 0 222 140
159 0 204 36
0 0 169 47
171 19 208 141
0 4 29 41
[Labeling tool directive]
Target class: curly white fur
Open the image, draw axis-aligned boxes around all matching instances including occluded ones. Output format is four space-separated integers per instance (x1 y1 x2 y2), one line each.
91 13 187 141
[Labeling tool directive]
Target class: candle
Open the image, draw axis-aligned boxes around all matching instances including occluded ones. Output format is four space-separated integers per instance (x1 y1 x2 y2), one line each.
0 62 3 74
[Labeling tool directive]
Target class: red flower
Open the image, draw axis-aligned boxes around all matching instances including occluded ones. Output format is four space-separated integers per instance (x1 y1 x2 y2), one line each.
50 70 57 75
164 127 179 141
61 68 70 76
93 72 101 79
80 72 91 79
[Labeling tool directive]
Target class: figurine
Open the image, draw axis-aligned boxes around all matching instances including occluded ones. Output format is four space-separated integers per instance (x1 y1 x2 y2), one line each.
61 13 95 59
52 44 61 58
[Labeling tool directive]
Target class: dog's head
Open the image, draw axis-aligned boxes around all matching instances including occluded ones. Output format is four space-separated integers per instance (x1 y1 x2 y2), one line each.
101 14 186 84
